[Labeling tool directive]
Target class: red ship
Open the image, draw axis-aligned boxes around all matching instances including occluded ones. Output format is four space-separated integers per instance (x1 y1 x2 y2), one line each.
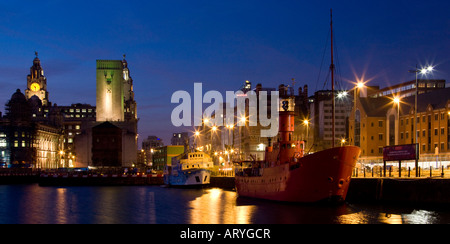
235 9 361 203
235 94 361 203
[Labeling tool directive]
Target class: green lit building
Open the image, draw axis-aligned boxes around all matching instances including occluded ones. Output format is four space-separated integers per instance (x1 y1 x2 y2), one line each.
152 145 185 171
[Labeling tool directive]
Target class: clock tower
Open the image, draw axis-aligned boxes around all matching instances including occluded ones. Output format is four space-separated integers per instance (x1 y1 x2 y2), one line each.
25 52 49 106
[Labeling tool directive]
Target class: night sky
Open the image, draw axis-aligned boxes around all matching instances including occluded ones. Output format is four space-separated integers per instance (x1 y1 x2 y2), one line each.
1 0 449 146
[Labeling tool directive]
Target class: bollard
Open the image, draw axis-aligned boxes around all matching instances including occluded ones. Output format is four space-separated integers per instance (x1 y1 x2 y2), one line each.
364 168 366 178
408 167 410 178
442 166 445 178
430 166 432 178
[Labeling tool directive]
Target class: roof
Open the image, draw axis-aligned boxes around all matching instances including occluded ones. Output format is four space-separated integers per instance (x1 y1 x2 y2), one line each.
399 87 450 114
359 87 450 117
93 121 120 129
359 96 393 117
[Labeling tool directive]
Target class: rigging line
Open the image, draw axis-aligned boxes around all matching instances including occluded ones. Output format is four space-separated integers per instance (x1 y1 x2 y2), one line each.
315 28 331 92
331 23 345 91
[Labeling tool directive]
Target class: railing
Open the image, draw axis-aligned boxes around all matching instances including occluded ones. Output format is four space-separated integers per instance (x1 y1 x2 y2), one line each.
352 166 450 178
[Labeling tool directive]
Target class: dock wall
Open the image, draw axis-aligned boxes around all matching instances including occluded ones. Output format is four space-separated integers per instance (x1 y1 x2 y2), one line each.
346 178 450 205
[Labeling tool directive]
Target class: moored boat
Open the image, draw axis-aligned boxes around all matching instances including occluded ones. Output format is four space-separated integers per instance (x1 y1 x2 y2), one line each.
234 92 361 203
235 10 361 203
164 151 213 187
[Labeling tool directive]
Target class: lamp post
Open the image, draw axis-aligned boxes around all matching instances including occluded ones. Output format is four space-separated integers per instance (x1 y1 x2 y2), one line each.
408 65 434 145
408 65 434 177
303 119 309 150
353 82 365 147
394 97 400 145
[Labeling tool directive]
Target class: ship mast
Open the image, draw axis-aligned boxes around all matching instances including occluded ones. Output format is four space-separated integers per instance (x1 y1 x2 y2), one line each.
330 8 335 148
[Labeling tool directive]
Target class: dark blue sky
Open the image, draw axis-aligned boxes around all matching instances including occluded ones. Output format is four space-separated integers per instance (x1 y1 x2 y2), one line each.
1 0 449 146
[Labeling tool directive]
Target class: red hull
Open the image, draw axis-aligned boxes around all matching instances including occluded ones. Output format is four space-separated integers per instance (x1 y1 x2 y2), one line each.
235 146 361 203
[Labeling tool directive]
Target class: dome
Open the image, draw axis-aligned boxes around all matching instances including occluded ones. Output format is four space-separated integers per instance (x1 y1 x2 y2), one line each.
10 89 27 103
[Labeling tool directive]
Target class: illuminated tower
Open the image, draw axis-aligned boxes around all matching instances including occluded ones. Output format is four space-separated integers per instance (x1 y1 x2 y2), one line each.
96 60 124 122
25 52 49 106
122 55 137 121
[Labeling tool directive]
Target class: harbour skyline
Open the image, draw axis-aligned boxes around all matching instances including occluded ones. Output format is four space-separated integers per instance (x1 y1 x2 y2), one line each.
1 0 449 145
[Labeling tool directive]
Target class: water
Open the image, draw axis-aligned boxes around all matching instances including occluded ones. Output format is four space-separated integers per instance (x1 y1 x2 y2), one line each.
0 184 449 224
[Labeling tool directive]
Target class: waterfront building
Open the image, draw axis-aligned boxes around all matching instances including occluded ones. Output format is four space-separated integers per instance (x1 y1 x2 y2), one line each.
370 79 446 99
141 135 164 167
194 81 310 163
171 132 189 147
91 122 123 167
1 54 140 169
75 57 138 168
349 87 450 168
309 89 352 151
0 89 63 168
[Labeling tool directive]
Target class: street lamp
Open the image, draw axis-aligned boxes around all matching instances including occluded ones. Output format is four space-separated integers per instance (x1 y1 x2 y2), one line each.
409 65 434 145
353 81 366 147
409 65 434 177
394 97 401 145
303 119 309 150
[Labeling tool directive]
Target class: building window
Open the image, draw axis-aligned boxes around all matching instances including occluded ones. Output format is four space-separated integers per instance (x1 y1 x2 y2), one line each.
14 140 18 148
378 121 383 127
21 141 25 147
379 134 383 141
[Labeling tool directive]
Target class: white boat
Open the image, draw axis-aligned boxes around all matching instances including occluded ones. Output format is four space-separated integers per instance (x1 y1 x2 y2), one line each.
163 151 213 187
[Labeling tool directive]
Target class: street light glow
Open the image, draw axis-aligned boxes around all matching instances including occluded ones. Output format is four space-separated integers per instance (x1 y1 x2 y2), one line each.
394 97 400 104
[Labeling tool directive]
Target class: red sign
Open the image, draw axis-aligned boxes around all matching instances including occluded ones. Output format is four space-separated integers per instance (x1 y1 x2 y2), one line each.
383 144 418 161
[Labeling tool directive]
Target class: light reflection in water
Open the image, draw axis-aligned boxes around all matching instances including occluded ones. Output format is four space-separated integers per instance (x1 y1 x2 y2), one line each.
337 205 442 224
189 188 256 224
1 185 449 224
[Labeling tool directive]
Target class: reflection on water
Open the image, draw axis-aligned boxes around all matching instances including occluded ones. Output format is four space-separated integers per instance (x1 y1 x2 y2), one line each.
189 188 256 224
0 184 449 224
